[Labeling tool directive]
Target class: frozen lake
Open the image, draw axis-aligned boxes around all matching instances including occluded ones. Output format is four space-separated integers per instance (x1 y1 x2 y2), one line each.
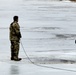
0 0 76 75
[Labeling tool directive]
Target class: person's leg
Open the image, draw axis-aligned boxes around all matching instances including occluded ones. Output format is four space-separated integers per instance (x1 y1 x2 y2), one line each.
11 41 21 61
11 41 14 60
15 41 19 59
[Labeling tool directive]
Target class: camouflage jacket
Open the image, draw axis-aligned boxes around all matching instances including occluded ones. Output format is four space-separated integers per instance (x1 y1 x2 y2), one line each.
9 21 22 41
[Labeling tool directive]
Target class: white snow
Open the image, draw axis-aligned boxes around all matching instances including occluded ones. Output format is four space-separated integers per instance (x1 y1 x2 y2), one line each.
0 0 76 75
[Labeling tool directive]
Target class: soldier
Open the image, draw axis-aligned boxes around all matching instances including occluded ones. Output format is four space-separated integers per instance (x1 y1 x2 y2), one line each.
9 16 22 61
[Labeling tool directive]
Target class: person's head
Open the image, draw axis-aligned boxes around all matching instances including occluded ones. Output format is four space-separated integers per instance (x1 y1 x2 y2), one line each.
13 16 18 22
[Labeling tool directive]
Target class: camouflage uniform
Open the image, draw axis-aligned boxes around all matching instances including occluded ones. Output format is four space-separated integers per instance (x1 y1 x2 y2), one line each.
9 21 21 60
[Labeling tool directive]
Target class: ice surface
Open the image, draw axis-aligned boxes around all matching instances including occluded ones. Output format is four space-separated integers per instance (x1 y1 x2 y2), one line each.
0 0 76 75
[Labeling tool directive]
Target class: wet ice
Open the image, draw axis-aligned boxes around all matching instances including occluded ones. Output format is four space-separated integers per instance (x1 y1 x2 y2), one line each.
0 0 76 75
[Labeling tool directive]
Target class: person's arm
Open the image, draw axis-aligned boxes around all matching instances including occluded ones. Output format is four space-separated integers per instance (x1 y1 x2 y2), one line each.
13 23 22 39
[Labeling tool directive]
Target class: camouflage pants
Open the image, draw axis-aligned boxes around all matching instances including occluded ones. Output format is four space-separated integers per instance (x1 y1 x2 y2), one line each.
10 40 20 59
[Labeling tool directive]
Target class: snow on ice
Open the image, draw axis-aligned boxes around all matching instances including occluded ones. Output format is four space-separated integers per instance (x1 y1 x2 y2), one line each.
0 0 76 75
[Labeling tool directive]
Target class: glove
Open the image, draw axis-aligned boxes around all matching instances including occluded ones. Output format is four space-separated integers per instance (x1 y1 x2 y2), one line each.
75 40 76 44
17 32 22 40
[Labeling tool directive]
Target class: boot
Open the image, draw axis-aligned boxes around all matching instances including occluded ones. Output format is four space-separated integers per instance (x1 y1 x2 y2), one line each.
14 58 22 61
11 57 22 61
